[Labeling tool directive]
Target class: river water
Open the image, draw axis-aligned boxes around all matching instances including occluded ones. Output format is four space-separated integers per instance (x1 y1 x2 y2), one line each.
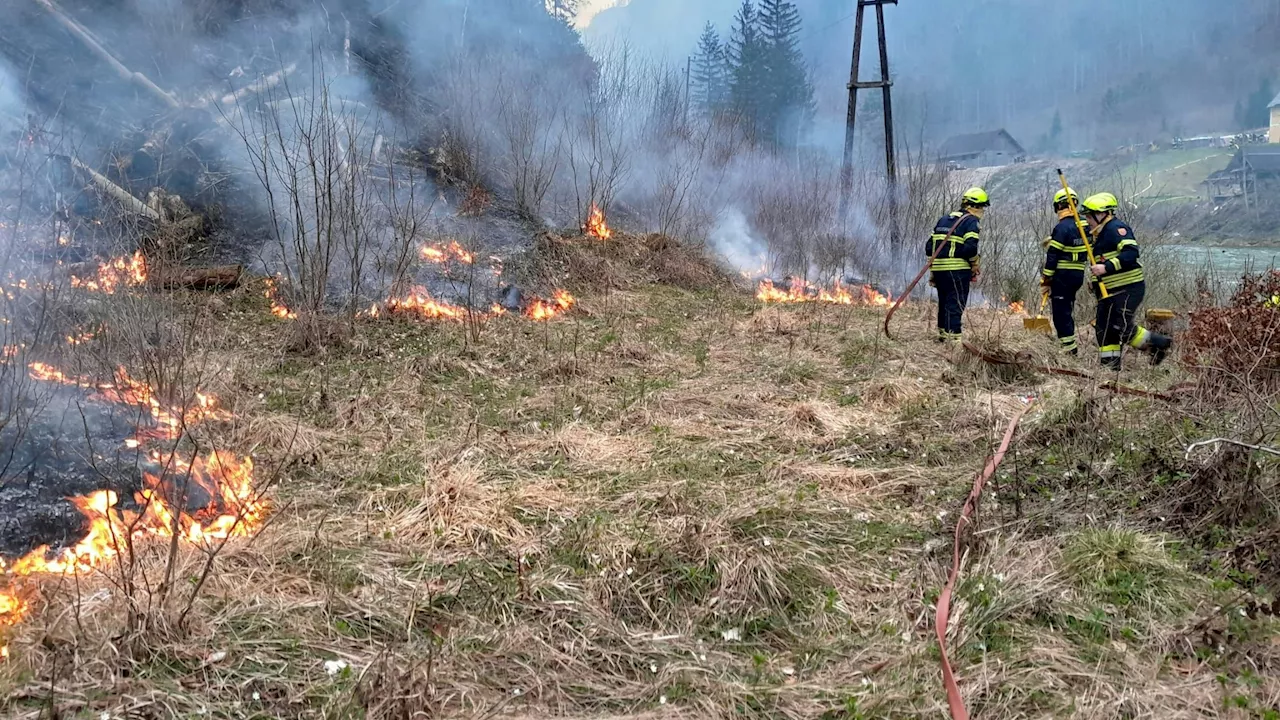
1170 244 1280 278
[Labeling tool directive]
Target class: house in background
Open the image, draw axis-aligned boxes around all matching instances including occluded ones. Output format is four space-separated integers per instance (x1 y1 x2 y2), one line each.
1270 91 1280 143
938 129 1027 169
1204 144 1280 204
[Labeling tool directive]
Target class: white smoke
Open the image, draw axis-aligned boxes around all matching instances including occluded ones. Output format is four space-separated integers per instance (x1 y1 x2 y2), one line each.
709 207 767 275
0 60 24 122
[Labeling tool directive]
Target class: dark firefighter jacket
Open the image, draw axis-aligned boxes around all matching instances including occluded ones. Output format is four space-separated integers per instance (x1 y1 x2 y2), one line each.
1042 210 1089 280
1089 217 1144 292
925 212 980 272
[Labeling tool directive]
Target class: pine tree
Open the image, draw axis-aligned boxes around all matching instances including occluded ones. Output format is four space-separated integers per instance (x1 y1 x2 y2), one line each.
757 0 813 148
691 23 728 116
727 0 768 139
1048 110 1063 151
544 0 579 25
1245 77 1275 129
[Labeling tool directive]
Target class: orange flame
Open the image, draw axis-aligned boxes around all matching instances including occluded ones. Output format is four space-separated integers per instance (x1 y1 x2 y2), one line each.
5 451 262 576
0 587 22 658
756 279 890 307
420 240 474 265
70 252 147 294
28 363 230 442
584 205 612 240
1 363 266 659
384 288 471 321
525 289 576 321
264 278 298 320
372 288 574 322
1009 300 1026 315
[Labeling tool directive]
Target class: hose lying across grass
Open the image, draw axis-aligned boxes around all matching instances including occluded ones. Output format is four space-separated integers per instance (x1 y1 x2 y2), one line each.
935 343 1183 716
960 341 1179 402
935 398 1035 720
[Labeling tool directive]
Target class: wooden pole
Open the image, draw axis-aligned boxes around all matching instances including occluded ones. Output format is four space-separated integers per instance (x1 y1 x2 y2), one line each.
838 2 867 227
33 0 180 108
839 0 898 241
874 0 899 258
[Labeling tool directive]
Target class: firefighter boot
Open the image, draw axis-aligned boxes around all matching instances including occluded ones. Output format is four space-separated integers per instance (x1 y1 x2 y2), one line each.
1148 333 1173 366
1100 355 1122 372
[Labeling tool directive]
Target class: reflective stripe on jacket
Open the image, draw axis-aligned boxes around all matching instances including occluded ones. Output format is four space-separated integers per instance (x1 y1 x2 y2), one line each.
925 212 980 272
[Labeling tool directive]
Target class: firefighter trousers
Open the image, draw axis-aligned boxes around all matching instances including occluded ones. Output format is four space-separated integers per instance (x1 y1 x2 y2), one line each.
1048 273 1084 353
933 270 972 341
1095 282 1147 370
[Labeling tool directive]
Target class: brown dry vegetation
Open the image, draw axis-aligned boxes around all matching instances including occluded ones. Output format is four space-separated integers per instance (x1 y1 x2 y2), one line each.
2 239 1280 720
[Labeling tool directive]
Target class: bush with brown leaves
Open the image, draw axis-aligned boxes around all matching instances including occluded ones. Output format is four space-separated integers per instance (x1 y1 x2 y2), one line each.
1184 270 1280 392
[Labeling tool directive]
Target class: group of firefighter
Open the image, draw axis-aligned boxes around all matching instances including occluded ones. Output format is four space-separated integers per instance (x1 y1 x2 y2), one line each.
926 185 1173 371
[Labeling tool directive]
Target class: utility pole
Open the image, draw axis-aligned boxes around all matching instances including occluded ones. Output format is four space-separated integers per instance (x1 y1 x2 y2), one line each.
684 55 692 130
839 0 898 239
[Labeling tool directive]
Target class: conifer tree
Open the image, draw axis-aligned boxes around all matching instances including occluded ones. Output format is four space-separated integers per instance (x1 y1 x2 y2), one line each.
691 23 728 116
727 0 768 139
545 0 579 25
758 0 813 147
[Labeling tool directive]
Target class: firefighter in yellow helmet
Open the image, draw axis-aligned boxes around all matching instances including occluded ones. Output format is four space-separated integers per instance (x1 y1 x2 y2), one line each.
1082 192 1173 370
925 187 988 342
1040 187 1088 354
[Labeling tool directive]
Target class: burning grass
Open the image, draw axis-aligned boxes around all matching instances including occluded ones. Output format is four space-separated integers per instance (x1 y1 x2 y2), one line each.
68 251 148 294
756 278 891 306
584 204 612 241
1 270 1276 719
0 351 268 664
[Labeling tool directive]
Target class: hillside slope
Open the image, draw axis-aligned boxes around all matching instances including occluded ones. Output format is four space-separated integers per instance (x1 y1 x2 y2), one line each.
2 236 1277 718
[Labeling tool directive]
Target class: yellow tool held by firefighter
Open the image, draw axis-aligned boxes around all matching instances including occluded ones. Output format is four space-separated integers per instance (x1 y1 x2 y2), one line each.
1022 289 1051 332
1056 169 1109 299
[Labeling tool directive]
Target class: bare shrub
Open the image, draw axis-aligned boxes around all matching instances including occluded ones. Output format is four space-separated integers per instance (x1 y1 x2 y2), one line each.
377 154 439 300
564 51 635 227
746 154 840 278
432 58 491 186
494 70 564 220
226 63 386 345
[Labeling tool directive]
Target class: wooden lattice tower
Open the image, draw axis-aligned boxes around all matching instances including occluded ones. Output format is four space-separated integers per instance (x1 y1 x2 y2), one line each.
839 0 898 231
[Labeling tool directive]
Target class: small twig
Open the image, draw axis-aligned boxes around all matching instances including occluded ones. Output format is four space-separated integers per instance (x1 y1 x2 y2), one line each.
1184 437 1280 461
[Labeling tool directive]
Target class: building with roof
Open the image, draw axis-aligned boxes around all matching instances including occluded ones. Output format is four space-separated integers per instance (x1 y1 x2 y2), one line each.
1270 90 1280 143
937 129 1027 168
1205 144 1280 203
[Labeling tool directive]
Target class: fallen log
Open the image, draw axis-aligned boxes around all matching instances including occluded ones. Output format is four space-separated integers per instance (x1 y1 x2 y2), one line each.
67 155 162 221
149 265 243 290
33 0 180 109
218 63 298 106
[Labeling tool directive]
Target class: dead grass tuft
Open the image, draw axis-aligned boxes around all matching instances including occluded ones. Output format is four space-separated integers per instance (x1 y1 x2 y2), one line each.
530 231 735 294
787 401 851 437
375 454 569 554
862 376 928 411
532 423 653 474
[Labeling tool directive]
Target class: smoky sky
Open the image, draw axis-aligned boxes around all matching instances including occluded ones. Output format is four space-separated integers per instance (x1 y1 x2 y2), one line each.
588 0 1280 151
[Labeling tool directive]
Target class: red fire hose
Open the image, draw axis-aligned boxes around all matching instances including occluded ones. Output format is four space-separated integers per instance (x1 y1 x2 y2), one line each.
935 399 1035 720
883 215 968 340
960 342 1179 402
